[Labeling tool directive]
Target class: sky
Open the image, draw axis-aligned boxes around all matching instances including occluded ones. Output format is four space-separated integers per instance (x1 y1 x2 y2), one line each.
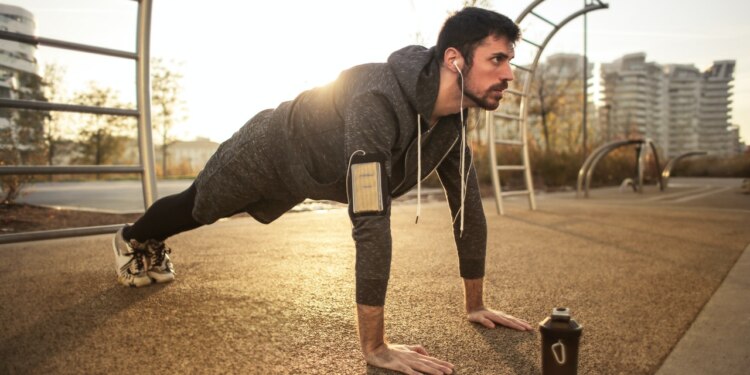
6 0 750 144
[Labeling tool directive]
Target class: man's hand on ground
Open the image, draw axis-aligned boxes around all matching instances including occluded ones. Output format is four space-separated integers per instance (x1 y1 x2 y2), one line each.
364 343 454 375
467 307 534 331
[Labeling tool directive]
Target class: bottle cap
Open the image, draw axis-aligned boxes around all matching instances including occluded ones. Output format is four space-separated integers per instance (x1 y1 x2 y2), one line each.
551 307 571 322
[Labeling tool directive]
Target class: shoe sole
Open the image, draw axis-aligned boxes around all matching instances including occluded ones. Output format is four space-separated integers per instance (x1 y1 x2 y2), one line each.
148 272 175 283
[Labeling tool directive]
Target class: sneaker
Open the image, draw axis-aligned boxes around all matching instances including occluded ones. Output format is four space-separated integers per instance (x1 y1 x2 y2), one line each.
144 239 175 283
112 227 152 288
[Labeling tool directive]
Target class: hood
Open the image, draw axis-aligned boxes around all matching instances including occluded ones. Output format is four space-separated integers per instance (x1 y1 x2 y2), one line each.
388 45 471 236
387 45 441 122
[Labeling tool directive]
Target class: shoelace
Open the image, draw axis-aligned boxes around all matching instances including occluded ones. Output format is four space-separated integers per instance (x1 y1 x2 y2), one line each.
146 240 171 267
126 240 148 274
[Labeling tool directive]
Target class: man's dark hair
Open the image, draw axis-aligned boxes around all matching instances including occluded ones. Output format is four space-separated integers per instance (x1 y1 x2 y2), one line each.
436 7 520 67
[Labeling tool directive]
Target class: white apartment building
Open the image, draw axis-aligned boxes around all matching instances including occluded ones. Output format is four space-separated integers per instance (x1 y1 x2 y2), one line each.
699 60 736 156
728 125 744 154
601 53 667 148
0 4 40 157
664 64 701 157
0 4 36 74
601 53 741 158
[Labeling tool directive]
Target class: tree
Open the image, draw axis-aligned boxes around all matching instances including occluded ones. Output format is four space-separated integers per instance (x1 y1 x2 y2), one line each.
41 63 66 168
151 58 186 177
528 59 584 153
72 83 132 177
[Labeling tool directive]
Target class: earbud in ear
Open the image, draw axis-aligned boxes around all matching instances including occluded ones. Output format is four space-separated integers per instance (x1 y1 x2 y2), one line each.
453 60 461 71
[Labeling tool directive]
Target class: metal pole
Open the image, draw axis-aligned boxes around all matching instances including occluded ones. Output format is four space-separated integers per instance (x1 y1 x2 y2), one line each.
0 225 123 245
0 165 142 175
136 0 158 208
0 98 138 117
0 30 137 59
486 111 503 214
582 0 588 158
605 104 611 142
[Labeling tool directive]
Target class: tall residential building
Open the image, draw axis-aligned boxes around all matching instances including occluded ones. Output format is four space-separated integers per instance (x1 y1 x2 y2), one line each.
0 4 36 75
664 64 701 157
601 53 741 158
727 125 745 154
699 60 736 156
0 3 42 162
600 53 667 148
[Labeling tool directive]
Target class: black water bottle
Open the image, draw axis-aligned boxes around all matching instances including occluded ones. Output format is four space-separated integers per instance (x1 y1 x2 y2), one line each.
539 307 583 375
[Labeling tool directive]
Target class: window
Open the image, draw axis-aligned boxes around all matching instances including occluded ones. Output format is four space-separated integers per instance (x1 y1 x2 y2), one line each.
725 64 735 79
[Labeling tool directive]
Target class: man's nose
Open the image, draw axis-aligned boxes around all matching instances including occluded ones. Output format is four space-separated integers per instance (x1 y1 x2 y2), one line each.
501 63 514 82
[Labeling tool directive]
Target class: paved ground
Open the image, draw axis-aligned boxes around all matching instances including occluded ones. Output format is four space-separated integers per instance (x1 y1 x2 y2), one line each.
1 178 748 374
17 180 195 214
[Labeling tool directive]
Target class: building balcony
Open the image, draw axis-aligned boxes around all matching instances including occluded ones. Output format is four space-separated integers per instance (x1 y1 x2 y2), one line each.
0 56 36 75
699 113 730 120
702 91 731 98
700 98 731 107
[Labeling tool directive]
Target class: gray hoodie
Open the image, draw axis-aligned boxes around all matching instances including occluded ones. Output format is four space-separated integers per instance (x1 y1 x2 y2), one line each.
193 45 487 306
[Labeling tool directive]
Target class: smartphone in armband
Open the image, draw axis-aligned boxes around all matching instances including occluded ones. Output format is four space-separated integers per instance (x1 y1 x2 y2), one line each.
351 162 383 214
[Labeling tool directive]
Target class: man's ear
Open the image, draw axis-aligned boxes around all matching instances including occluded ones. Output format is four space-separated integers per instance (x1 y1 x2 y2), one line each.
444 47 463 72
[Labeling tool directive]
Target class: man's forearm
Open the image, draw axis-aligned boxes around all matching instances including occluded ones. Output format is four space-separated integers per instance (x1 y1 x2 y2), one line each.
356 304 385 355
463 277 485 313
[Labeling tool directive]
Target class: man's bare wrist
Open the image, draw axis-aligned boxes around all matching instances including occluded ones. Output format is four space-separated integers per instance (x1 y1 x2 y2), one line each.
362 342 387 357
463 277 485 313
357 304 386 356
466 303 485 313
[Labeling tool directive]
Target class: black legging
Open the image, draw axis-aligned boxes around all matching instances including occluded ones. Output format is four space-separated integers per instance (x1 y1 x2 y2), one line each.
123 183 203 242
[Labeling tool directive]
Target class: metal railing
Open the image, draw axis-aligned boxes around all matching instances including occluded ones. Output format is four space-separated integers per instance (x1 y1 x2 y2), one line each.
0 0 156 244
661 151 707 188
576 139 663 198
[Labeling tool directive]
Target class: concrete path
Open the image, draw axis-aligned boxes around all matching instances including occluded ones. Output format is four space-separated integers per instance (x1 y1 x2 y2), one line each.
1 178 749 374
655 242 750 375
17 180 195 214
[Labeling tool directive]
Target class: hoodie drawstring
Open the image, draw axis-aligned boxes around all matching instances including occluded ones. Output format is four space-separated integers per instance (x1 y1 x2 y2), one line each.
416 110 471 238
458 108 467 237
416 115 422 224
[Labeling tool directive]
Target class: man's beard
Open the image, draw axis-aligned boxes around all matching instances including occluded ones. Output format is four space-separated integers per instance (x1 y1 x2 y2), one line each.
464 82 509 110
459 69 509 110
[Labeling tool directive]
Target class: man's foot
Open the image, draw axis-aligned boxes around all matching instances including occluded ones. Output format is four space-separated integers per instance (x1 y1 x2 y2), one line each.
145 239 175 283
113 227 152 287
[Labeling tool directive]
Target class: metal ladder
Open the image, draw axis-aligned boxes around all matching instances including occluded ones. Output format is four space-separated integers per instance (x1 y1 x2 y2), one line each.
486 0 609 215
486 60 536 215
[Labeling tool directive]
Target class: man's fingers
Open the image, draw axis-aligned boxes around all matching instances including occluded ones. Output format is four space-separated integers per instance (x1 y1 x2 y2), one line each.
490 313 532 331
418 355 455 371
519 319 533 330
507 315 533 330
407 344 429 356
410 350 455 375
400 361 449 375
372 343 455 375
508 315 534 331
480 316 496 329
412 358 453 375
407 345 455 372
471 309 534 331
